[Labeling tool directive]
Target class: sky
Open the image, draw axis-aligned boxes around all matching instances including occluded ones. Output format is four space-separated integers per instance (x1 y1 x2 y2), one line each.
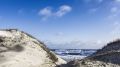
0 0 120 49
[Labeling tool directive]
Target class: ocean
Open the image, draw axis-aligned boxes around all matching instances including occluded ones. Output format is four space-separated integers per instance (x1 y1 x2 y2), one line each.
51 49 97 62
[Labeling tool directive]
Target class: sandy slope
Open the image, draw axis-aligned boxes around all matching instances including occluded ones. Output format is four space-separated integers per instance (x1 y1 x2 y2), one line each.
0 29 66 67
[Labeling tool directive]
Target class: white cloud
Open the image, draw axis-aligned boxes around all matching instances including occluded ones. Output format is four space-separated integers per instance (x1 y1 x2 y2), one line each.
113 21 120 25
108 6 120 19
55 5 72 17
111 7 118 13
38 7 52 20
115 0 120 2
38 5 72 20
45 40 105 49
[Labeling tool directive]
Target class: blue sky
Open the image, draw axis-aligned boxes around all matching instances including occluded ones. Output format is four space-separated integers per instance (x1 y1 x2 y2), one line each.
0 0 120 49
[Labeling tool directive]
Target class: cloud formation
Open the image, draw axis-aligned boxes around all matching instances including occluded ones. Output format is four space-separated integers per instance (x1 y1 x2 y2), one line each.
111 7 118 13
45 40 105 49
38 5 72 20
56 5 72 17
115 0 120 2
108 6 120 19
38 7 52 20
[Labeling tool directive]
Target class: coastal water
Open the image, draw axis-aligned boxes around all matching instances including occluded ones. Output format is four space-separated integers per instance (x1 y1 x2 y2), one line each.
51 49 97 62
